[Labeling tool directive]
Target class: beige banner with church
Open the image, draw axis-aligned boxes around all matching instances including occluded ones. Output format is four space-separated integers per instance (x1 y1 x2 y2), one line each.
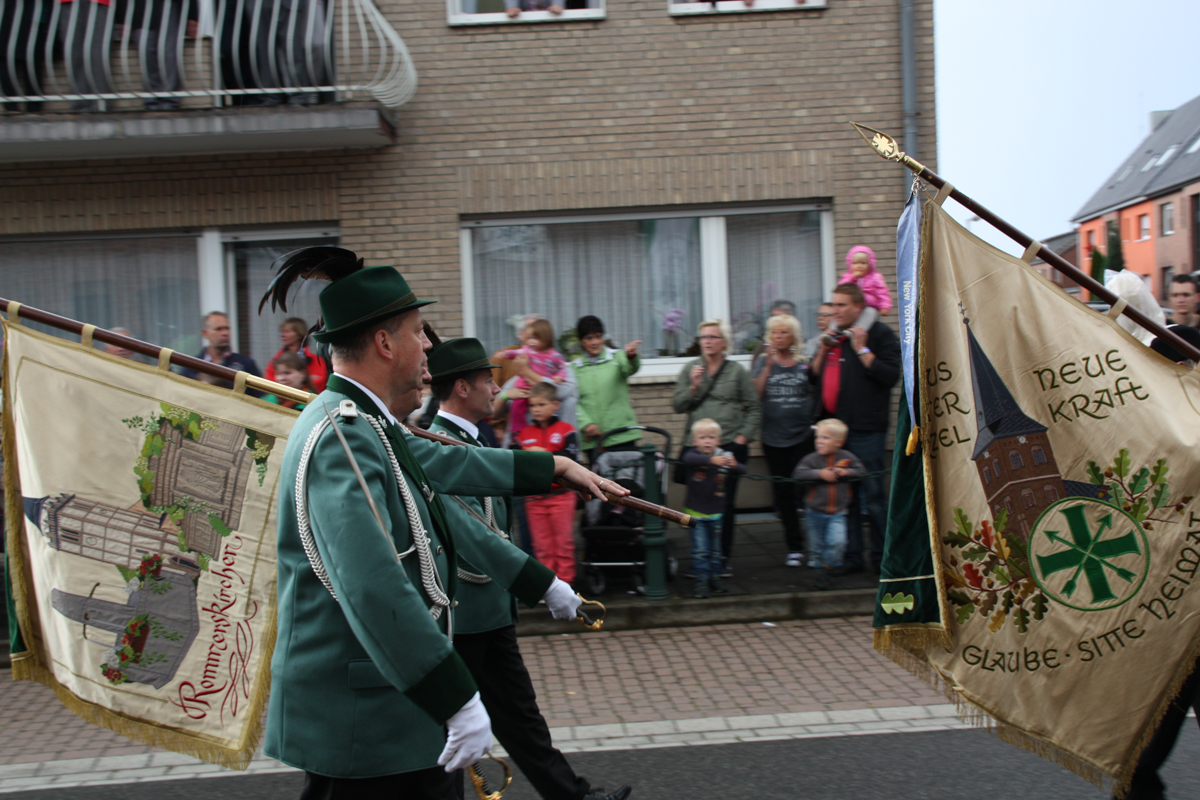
906 201 1200 793
3 320 298 769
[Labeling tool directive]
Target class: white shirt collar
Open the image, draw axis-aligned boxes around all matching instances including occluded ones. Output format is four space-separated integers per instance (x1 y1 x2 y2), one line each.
332 372 399 425
435 410 480 442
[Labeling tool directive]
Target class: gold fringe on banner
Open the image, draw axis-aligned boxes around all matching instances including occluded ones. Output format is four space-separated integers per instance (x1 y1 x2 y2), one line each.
2 318 278 771
3 319 38 680
9 615 276 770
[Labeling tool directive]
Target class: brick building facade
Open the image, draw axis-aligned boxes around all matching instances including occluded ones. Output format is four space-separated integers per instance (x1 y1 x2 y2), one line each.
0 0 936 504
1074 95 1200 301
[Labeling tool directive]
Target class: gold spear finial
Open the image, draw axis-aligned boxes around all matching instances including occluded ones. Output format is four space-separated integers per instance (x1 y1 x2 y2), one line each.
849 122 927 175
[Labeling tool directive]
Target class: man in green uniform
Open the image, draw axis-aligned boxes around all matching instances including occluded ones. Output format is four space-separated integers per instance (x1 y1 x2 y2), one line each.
264 264 620 799
427 339 632 800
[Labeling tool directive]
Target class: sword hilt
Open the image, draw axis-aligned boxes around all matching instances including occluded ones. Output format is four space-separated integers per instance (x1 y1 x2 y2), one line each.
468 754 512 800
576 593 606 631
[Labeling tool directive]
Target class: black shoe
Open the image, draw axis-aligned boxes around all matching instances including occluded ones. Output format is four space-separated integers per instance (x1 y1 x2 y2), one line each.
584 787 632 800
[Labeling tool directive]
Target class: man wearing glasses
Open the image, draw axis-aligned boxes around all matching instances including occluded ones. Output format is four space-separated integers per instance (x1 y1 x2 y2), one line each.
803 303 835 359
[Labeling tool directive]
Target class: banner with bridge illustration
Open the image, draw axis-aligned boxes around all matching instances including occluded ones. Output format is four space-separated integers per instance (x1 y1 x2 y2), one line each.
3 321 298 769
873 200 1200 795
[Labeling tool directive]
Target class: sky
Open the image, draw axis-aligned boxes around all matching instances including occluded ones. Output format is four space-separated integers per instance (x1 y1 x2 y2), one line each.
934 0 1200 256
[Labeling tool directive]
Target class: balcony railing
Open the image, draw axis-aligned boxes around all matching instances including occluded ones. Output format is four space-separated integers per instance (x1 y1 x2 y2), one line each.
0 0 417 112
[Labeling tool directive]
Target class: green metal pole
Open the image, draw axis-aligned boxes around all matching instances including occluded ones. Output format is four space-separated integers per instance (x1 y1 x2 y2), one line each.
640 442 670 600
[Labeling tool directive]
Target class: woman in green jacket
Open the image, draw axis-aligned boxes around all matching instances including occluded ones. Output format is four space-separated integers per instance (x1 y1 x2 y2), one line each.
672 318 761 577
570 315 642 466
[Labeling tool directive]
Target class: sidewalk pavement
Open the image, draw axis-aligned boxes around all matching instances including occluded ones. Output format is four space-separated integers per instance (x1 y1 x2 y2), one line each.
516 515 881 634
0 616 963 793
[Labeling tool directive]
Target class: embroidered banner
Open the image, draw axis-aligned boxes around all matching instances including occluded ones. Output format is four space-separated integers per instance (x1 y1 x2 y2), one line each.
3 321 298 769
873 200 1200 794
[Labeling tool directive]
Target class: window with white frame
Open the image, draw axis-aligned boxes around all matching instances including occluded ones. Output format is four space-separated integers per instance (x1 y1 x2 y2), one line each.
0 227 339 372
0 235 201 357
227 231 339 371
447 0 604 26
462 205 831 376
1139 214 1151 240
1162 202 1175 236
669 0 827 17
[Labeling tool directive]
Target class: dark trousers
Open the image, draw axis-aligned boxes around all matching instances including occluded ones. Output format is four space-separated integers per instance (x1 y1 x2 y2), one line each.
58 1 113 111
135 1 185 109
0 5 50 111
1119 662 1200 800
454 625 590 800
300 766 456 800
719 441 749 561
513 496 534 555
762 440 814 553
843 430 886 572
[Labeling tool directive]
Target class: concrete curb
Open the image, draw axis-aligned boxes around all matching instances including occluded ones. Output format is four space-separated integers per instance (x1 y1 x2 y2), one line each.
515 587 878 635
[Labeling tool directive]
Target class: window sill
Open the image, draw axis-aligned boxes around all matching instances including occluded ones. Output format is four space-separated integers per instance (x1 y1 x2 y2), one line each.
448 7 605 25
627 353 753 384
670 0 826 15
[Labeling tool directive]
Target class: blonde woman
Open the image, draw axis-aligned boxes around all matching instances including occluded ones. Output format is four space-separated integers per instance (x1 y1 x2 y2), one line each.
672 319 761 576
752 314 817 567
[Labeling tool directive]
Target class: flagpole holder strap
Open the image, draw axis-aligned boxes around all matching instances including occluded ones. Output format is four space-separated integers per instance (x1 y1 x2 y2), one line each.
80 324 96 348
1021 241 1043 263
157 348 174 371
1107 298 1128 319
933 182 954 206
233 371 248 395
6 301 22 325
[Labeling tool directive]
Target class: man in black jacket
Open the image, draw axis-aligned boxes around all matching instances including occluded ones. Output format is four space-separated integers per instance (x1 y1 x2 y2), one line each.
811 283 899 573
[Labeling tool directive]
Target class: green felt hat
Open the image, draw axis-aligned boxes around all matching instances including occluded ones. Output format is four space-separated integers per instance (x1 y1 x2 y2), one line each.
428 338 499 383
311 266 434 344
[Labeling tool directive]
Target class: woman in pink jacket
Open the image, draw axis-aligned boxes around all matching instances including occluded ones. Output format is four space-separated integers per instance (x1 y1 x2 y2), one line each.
820 245 893 345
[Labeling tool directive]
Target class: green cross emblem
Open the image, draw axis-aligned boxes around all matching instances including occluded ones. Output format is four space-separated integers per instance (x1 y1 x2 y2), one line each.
1029 499 1149 612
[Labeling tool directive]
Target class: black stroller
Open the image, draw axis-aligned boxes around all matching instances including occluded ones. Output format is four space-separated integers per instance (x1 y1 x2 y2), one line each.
577 426 678 595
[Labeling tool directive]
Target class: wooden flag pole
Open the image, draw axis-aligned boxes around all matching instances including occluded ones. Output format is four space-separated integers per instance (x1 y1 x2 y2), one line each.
850 122 1200 364
0 298 694 528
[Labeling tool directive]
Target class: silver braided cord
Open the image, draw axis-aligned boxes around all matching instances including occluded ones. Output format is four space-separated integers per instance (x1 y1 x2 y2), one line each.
455 496 509 584
296 415 339 601
295 405 450 623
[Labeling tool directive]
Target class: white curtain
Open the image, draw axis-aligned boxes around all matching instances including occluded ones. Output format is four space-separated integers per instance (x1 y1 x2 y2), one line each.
234 238 334 370
726 211 823 353
471 218 703 357
0 236 200 357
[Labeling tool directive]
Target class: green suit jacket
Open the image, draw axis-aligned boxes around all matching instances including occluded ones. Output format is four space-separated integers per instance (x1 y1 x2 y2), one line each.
430 414 519 635
265 376 555 778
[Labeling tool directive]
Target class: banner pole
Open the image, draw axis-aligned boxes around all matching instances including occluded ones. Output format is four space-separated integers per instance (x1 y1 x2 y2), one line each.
0 298 694 528
849 122 1200 364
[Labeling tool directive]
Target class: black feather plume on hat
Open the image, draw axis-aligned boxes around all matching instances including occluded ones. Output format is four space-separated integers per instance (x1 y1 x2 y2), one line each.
257 247 365 335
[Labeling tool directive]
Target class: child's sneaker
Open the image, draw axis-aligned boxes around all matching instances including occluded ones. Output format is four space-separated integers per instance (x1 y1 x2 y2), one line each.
693 581 710 599
710 579 729 595
785 552 804 568
818 327 842 347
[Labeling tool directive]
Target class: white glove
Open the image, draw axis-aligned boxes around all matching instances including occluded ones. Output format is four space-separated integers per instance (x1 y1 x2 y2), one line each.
438 692 492 773
544 578 582 621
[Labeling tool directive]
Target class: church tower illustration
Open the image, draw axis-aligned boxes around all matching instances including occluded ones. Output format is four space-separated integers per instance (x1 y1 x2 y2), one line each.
966 321 1100 540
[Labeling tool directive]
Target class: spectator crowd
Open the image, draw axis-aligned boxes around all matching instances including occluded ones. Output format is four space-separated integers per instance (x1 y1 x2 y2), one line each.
36 254 1200 598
